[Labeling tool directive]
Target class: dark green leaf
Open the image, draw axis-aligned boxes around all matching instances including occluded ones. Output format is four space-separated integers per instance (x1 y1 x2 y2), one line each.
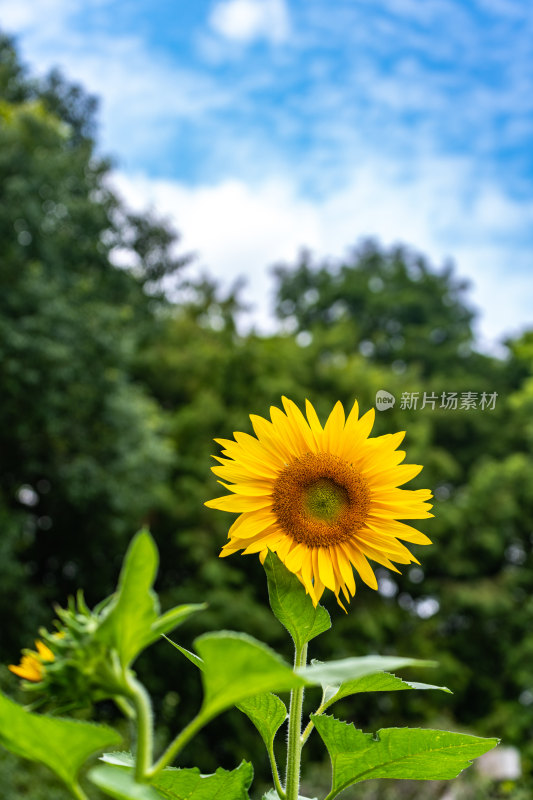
312 713 499 792
264 552 331 651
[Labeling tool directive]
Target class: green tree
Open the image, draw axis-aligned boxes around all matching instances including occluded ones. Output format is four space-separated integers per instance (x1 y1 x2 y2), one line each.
0 35 187 653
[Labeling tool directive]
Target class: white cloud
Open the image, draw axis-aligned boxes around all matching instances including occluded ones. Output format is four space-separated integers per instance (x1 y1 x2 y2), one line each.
209 0 290 44
112 161 533 348
3 0 532 351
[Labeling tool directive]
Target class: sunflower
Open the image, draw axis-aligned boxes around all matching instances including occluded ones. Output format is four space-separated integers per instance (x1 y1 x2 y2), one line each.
8 639 54 682
206 397 433 609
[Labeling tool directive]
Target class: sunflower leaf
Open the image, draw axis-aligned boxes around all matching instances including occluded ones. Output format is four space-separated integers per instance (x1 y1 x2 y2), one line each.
194 631 306 722
236 692 287 749
96 530 203 667
89 760 253 800
0 690 121 796
264 551 331 651
312 713 499 791
321 671 451 710
154 760 253 799
298 655 435 689
164 635 288 745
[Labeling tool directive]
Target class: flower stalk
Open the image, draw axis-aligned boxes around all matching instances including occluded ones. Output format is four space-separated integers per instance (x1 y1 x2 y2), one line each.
285 642 308 800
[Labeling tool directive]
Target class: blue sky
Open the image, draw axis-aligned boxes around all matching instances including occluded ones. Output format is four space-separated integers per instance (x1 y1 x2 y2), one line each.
2 0 532 348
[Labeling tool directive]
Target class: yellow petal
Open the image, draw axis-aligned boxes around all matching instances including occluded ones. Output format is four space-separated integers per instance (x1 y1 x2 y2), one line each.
369 463 423 487
233 431 285 468
341 408 376 461
334 544 356 596
344 544 378 590
345 398 359 429
228 510 279 539
276 535 294 561
35 641 54 661
311 548 326 602
281 396 317 453
284 542 307 572
299 550 316 600
217 481 274 496
317 547 337 591
249 414 295 462
322 401 346 454
305 399 324 448
205 494 272 513
8 655 43 682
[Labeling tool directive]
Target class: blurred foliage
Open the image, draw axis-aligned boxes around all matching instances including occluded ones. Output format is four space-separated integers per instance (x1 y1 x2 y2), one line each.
1 31 532 800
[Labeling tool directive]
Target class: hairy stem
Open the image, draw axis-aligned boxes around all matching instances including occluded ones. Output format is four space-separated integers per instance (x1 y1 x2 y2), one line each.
268 741 286 799
125 673 154 782
285 642 308 800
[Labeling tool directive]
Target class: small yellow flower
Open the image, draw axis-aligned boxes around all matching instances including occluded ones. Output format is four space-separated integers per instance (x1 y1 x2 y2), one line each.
8 640 55 683
206 397 433 609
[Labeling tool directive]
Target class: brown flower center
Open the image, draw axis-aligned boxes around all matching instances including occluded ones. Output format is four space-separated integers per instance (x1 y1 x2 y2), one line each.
271 452 371 547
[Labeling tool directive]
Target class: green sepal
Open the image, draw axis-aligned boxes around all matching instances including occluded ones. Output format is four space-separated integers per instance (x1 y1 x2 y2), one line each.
96 530 204 667
91 759 253 799
312 713 499 793
0 690 121 796
264 552 331 651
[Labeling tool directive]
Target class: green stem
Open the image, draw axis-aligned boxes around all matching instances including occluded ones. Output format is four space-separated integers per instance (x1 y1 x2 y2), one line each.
114 694 135 720
300 718 315 746
300 690 328 746
285 642 308 800
125 673 154 782
268 741 286 799
147 713 207 778
71 782 90 800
